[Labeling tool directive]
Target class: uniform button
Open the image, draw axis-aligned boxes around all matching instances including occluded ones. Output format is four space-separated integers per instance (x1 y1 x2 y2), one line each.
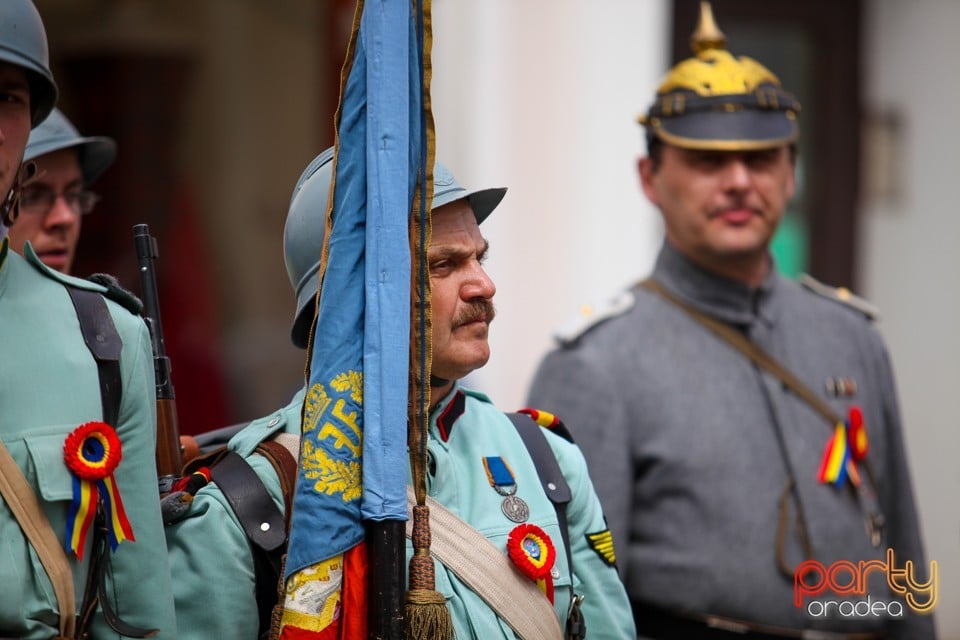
551 567 560 579
547 482 557 491
268 416 281 427
260 522 271 532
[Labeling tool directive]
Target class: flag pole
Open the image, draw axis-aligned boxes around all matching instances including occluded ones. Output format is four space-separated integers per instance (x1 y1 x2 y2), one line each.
367 520 405 638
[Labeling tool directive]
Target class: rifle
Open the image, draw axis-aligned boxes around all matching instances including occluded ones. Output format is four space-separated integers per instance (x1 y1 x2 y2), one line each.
133 223 183 491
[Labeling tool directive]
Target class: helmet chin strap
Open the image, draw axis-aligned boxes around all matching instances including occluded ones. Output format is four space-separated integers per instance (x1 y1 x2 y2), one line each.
429 375 451 388
0 162 36 228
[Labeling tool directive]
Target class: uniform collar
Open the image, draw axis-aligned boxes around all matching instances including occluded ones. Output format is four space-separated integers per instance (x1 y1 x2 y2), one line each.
429 382 493 443
650 241 781 328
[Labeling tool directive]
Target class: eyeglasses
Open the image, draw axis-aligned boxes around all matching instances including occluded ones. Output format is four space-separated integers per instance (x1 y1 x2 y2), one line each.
19 186 101 217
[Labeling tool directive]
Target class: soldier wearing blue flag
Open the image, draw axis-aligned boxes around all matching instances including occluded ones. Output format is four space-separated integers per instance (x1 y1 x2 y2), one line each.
165 148 634 639
0 2 175 638
527 3 934 640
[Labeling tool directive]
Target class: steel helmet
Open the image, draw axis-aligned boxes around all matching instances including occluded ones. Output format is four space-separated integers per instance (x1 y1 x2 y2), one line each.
0 0 57 126
25 108 116 184
637 1 800 151
284 148 507 348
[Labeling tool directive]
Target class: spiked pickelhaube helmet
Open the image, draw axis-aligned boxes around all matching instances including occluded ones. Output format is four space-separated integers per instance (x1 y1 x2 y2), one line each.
638 1 800 151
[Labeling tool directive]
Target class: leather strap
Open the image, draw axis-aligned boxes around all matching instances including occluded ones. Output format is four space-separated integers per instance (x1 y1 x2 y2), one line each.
505 414 574 580
66 288 122 426
67 286 157 638
0 440 77 639
405 486 564 640
211 451 286 553
212 444 295 640
258 434 299 531
640 278 885 548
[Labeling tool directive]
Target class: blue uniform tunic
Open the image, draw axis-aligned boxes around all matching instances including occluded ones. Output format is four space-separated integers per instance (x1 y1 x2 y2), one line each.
0 243 176 639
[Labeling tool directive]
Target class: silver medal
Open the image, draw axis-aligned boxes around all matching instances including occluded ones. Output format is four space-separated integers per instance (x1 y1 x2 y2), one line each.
501 494 530 523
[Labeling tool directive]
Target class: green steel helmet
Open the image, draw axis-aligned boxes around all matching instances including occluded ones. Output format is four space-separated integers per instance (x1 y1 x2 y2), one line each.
283 148 507 349
25 108 116 184
637 1 800 151
0 0 57 126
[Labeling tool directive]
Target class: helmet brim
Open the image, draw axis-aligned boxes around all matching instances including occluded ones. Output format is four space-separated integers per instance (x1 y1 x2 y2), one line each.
25 135 117 184
646 106 799 151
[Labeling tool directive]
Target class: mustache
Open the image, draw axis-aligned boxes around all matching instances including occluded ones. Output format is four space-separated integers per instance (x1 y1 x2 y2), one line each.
453 300 496 327
708 199 762 217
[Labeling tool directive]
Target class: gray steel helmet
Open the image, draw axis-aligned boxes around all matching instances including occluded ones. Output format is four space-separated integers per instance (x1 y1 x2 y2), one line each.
25 108 117 184
0 0 58 126
284 148 507 349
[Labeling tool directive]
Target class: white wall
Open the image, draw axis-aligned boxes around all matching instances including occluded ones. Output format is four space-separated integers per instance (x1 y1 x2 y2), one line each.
431 0 666 410
861 1 960 635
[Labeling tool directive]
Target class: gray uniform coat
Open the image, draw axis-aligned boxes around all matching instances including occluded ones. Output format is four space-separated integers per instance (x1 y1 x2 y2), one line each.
527 242 935 639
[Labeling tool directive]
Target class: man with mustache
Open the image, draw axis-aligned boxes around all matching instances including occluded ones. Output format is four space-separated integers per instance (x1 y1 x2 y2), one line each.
528 4 933 639
165 147 633 639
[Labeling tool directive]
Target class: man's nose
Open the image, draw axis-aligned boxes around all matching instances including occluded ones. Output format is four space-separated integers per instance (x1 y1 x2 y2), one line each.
43 194 80 227
720 158 752 191
463 263 496 300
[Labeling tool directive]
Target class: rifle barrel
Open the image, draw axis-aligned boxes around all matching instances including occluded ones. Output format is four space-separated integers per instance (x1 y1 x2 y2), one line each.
134 223 182 481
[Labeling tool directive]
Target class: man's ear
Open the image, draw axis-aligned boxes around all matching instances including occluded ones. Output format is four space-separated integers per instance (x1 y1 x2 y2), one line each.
637 156 660 207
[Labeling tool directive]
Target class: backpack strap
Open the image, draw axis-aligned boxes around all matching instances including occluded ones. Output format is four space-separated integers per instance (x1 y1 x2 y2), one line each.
66 288 122 426
506 412 585 640
208 438 297 639
65 286 158 638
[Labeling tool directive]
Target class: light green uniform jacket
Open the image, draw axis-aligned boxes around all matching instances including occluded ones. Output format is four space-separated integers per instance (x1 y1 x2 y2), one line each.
422 384 635 639
166 389 304 640
167 384 635 639
0 243 176 639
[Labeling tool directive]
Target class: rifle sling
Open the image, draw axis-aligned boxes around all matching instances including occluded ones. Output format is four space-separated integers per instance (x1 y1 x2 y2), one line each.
405 486 564 640
640 278 885 546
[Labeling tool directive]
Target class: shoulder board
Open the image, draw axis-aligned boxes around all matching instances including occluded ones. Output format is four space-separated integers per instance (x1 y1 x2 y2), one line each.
23 245 143 315
554 290 635 347
799 274 879 321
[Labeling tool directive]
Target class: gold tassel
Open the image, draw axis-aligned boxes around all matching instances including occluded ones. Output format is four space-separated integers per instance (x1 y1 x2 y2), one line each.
403 504 452 640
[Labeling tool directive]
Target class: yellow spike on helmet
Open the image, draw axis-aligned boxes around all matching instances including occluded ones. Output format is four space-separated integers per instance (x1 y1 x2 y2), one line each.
638 1 800 151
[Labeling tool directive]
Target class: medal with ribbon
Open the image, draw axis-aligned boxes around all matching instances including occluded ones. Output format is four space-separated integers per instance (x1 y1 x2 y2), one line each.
507 523 557 603
63 421 135 558
483 455 529 523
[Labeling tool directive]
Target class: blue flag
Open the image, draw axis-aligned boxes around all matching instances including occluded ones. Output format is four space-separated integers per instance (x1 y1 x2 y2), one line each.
279 0 429 635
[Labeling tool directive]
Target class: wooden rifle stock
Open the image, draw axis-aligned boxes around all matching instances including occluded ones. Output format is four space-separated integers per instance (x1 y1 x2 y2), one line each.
133 224 183 488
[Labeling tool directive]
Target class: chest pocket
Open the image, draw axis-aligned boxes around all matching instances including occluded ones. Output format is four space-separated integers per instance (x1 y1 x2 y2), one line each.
0 430 78 634
25 431 75 502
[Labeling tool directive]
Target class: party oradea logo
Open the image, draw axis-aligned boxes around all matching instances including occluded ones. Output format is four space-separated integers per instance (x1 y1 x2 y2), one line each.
794 549 937 619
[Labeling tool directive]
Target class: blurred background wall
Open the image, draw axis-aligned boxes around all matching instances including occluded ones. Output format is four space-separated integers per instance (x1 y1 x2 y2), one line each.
34 0 958 633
